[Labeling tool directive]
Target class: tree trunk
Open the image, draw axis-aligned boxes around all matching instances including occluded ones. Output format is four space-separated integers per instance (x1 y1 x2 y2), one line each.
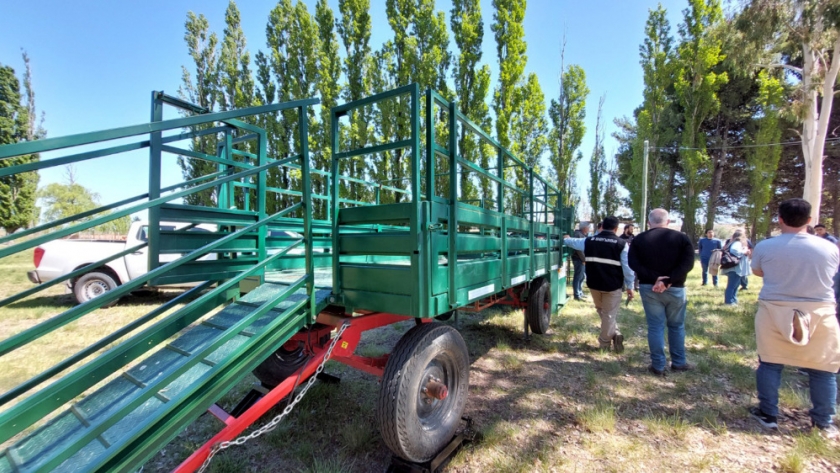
801 38 840 223
705 124 727 232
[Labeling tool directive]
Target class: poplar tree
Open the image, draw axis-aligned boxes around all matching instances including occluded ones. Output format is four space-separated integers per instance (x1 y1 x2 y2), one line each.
745 70 785 240
549 63 589 206
218 1 255 112
491 0 527 151
0 55 42 233
510 73 548 214
451 0 492 202
178 12 220 207
632 5 675 220
588 94 607 223
673 0 727 241
313 0 342 217
338 0 373 201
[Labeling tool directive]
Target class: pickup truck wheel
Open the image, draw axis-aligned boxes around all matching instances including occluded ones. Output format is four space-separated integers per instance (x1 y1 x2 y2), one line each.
74 272 119 307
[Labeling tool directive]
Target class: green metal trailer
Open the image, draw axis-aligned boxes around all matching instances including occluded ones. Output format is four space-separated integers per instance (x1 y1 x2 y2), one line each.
0 83 574 472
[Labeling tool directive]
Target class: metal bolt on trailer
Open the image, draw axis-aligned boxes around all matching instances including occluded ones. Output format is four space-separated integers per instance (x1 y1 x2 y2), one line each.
0 83 575 473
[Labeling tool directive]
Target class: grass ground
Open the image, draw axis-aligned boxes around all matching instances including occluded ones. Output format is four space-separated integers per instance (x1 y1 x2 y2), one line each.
1 251 838 472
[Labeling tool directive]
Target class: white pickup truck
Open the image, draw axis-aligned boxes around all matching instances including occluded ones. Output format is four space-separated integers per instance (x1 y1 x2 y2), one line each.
28 220 215 305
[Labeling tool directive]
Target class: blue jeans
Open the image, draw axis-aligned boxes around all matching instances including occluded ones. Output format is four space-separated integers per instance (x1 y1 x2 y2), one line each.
741 275 749 290
756 360 836 427
640 285 687 371
725 272 741 304
833 270 839 305
572 258 585 299
700 258 717 286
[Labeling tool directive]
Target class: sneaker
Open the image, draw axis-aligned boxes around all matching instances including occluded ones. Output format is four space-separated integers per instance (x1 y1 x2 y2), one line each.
812 422 839 440
670 363 694 372
648 365 666 377
613 333 624 354
749 406 778 430
701 283 707 286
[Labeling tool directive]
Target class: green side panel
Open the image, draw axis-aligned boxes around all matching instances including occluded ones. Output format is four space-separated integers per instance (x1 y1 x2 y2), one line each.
453 204 502 228
455 278 503 306
341 289 416 317
338 202 412 225
507 238 530 252
507 254 531 286
431 233 502 254
431 259 501 297
505 215 531 232
339 233 412 255
159 203 258 225
340 265 413 295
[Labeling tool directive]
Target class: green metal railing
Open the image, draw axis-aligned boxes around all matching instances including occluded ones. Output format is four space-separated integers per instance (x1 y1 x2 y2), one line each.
327 85 571 318
0 93 321 455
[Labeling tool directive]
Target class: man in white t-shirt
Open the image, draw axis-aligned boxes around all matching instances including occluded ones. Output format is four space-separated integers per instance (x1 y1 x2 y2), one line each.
748 198 840 438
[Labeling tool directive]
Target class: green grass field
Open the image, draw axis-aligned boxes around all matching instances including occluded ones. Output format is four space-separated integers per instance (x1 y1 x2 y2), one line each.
1 252 837 472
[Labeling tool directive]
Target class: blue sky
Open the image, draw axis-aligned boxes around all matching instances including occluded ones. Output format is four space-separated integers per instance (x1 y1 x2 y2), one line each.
0 0 687 217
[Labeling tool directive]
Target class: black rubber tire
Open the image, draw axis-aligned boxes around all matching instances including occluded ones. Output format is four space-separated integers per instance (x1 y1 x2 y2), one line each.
527 277 551 334
73 271 119 307
252 343 308 388
377 322 470 463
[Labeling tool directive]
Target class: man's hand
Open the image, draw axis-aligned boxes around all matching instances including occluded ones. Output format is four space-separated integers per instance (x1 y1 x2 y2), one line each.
653 276 671 293
563 234 571 239
626 289 635 305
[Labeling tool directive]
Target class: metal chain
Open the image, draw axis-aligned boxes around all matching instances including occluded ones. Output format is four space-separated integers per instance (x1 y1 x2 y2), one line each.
197 322 350 473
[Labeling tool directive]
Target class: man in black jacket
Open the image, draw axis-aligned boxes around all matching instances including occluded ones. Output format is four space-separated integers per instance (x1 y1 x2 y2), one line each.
628 209 696 376
564 216 635 352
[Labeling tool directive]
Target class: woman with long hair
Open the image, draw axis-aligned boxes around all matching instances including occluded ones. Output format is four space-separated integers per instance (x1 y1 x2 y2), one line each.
721 229 751 305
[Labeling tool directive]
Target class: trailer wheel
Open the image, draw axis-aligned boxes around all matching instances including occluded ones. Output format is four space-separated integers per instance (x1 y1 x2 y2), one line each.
252 343 307 388
377 322 469 463
527 277 551 334
73 272 119 307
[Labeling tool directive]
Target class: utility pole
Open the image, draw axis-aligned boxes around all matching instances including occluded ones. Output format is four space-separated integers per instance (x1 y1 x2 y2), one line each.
641 140 649 230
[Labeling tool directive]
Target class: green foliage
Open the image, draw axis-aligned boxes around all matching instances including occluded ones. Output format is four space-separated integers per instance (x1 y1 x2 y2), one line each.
178 11 220 207
745 70 785 239
673 0 727 241
313 0 342 217
0 56 41 233
451 0 493 203
626 5 676 221
510 73 548 215
491 0 527 151
549 64 589 206
38 178 98 226
338 0 373 202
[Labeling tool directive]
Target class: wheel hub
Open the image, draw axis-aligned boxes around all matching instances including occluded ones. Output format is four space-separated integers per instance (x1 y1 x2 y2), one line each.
422 378 449 401
84 280 109 299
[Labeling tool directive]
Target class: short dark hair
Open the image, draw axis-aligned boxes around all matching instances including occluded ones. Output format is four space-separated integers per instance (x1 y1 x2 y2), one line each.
814 223 826 229
705 229 714 235
602 216 619 231
778 198 811 228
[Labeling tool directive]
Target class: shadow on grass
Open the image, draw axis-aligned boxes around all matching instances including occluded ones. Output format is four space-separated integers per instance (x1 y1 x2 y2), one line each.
8 289 186 310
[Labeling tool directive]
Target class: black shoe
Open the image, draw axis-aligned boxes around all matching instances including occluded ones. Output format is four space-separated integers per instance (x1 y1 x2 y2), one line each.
648 365 666 377
670 363 694 372
749 406 778 430
613 333 624 354
701 283 707 286
812 421 839 439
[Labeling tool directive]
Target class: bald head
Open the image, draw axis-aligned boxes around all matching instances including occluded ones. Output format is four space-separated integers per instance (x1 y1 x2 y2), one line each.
648 208 670 228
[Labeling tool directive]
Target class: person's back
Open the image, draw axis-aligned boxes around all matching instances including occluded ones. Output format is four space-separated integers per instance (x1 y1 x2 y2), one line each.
629 227 695 287
752 233 838 302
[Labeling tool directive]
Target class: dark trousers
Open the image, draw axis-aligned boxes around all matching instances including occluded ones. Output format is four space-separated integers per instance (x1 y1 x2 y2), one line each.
700 257 717 286
572 258 585 299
